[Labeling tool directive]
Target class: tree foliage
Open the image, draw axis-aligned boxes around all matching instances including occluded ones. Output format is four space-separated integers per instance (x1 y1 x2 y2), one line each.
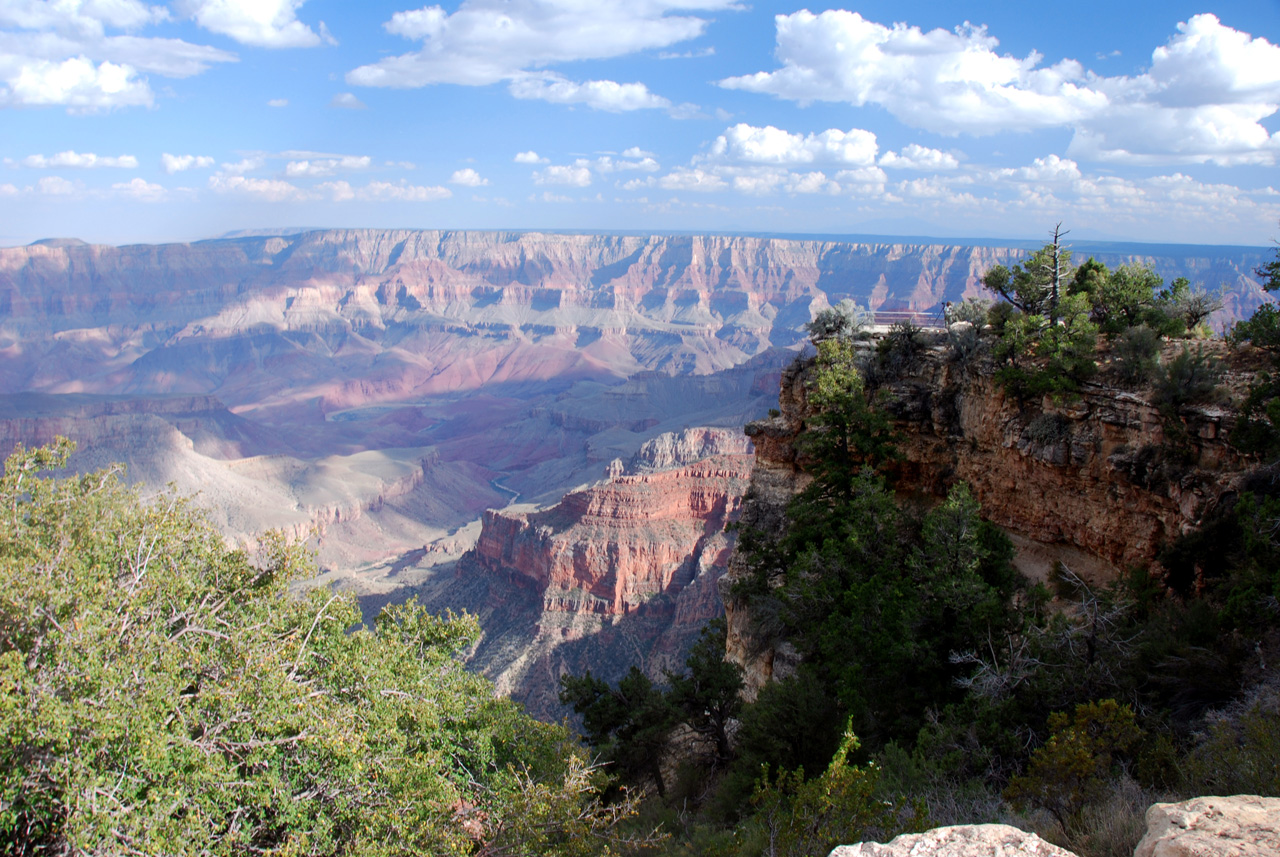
0 439 635 857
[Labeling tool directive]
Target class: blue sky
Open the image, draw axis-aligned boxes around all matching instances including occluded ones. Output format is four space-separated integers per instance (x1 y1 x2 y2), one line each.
2 0 1280 247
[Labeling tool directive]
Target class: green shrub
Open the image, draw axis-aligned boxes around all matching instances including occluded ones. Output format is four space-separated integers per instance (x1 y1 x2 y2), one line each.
742 728 923 857
1005 700 1143 830
1113 325 1161 386
0 439 632 857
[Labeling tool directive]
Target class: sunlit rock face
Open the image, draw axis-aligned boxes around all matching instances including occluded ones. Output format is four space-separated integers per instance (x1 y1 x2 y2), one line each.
722 338 1258 699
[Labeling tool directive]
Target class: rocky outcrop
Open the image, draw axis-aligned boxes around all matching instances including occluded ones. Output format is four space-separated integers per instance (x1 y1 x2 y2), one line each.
628 427 753 472
722 338 1257 696
472 453 754 616
437 446 754 718
1134 795 1280 857
830 824 1079 856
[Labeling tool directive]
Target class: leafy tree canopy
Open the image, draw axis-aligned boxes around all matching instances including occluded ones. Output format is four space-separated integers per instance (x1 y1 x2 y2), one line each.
0 439 637 857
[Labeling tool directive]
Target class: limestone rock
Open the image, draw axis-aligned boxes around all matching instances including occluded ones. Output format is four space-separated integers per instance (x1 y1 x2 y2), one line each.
1134 795 1280 857
830 824 1078 857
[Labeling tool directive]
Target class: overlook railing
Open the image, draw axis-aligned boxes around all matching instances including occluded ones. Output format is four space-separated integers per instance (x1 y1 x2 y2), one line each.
866 309 948 331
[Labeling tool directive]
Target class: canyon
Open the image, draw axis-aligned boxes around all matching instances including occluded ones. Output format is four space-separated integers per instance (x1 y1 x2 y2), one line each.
0 228 1271 708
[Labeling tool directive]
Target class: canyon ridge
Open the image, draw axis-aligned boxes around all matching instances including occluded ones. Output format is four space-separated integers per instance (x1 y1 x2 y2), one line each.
0 228 1270 711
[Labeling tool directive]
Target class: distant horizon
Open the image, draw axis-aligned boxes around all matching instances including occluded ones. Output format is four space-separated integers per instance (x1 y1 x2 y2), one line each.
9 224 1273 255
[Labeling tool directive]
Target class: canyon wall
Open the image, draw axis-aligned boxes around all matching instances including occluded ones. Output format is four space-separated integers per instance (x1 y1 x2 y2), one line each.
433 429 753 718
722 337 1261 697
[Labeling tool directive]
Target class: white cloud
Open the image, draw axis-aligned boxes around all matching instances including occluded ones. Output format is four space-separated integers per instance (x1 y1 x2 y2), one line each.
533 163 592 187
112 177 166 201
208 173 309 202
879 144 959 171
622 146 653 159
220 157 264 174
995 154 1081 182
0 4 236 111
593 155 659 173
23 150 137 168
0 56 152 110
162 153 215 173
315 180 351 201
0 183 16 196
267 97 287 107
357 180 451 201
658 168 726 192
514 150 548 164
176 0 331 49
450 168 488 186
347 0 740 88
329 92 365 109
508 71 670 111
539 191 573 203
285 155 371 177
36 175 76 195
706 123 878 165
730 168 839 196
719 11 1280 165
0 1 169 37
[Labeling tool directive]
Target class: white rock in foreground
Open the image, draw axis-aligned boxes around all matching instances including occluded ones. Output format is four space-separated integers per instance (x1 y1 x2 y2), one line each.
829 824 1078 856
1134 795 1280 857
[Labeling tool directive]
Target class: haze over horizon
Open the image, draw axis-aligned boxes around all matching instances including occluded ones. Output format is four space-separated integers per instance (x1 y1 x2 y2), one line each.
3 0 1280 248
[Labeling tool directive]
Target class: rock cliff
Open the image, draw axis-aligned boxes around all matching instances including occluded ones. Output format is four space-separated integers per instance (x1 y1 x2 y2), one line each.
722 336 1260 696
428 439 753 718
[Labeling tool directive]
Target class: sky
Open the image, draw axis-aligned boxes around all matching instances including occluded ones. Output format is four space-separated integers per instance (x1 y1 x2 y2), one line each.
2 0 1280 248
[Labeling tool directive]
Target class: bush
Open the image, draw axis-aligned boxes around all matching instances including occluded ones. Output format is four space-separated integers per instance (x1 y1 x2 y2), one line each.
1112 325 1161 386
1150 346 1222 416
0 439 633 857
807 299 872 343
742 728 923 857
1005 700 1143 831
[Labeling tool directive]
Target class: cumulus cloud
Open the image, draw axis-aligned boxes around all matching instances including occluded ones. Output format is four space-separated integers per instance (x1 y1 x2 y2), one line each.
0 2 236 111
534 163 592 187
0 56 153 110
208 174 309 202
285 155 371 177
268 97 288 107
347 0 739 89
658 168 726 192
450 168 488 186
508 71 670 111
707 123 878 165
514 150 548 164
112 177 166 201
162 153 215 173
24 150 137 168
357 180 451 201
175 0 332 49
720 11 1280 165
329 92 366 109
36 175 77 195
220 156 265 174
879 144 959 171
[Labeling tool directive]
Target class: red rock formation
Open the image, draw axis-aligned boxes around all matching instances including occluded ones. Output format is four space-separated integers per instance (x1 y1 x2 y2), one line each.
722 338 1259 696
472 454 754 617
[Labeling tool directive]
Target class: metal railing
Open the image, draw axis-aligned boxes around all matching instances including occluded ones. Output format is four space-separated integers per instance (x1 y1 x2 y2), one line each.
866 309 948 330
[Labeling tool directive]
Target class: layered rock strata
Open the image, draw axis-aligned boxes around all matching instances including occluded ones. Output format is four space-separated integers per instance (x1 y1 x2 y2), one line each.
723 337 1258 695
445 444 754 717
472 453 753 617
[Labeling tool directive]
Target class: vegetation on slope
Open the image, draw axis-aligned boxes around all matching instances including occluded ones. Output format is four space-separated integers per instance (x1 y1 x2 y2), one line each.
560 236 1280 857
0 439 650 857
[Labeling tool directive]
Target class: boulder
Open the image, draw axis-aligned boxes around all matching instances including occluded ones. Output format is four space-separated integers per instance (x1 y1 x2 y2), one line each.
1134 795 1280 857
829 824 1079 856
